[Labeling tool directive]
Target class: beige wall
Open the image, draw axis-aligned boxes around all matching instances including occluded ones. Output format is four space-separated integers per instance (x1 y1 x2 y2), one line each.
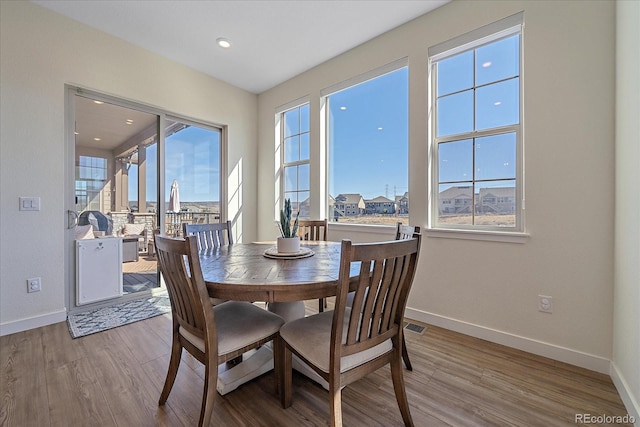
0 1 258 333
257 0 617 373
613 0 640 419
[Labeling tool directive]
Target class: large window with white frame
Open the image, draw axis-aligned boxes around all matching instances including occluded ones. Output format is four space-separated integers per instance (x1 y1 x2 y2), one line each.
280 103 310 218
430 13 524 233
323 61 409 226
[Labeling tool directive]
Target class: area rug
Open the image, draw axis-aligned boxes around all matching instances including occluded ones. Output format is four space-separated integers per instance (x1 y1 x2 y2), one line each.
67 293 171 339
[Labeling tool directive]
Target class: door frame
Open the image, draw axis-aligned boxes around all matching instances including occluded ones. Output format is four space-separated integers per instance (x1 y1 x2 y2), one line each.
64 85 228 313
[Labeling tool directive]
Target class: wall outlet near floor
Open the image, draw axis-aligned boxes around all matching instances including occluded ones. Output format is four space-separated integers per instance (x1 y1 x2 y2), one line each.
538 295 553 313
27 277 41 293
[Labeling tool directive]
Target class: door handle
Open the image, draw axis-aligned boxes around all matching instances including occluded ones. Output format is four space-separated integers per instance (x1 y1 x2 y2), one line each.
68 210 79 229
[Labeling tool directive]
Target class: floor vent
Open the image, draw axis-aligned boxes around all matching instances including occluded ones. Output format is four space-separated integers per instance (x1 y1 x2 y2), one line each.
404 322 426 335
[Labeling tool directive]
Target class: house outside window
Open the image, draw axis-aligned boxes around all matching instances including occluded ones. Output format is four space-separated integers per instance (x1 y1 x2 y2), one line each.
323 60 408 225
429 13 524 233
279 102 310 218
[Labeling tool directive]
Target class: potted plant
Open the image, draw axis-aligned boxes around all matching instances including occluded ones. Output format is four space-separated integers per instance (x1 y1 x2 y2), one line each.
276 198 300 253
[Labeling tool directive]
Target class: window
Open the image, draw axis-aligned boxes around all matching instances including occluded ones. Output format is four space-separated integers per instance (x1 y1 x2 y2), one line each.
279 103 310 218
76 155 107 211
324 61 408 225
430 13 523 233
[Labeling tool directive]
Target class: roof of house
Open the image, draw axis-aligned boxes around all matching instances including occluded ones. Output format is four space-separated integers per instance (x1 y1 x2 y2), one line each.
439 186 473 199
334 193 364 204
479 187 515 197
366 196 394 203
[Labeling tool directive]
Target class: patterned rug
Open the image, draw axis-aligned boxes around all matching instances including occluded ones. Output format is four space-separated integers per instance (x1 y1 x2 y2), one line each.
67 293 171 339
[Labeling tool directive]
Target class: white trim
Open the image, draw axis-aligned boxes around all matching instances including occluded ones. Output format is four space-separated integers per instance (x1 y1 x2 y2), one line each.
405 307 611 374
275 95 310 115
320 57 408 97
610 362 640 424
0 309 67 337
425 227 529 243
429 11 524 59
328 222 396 237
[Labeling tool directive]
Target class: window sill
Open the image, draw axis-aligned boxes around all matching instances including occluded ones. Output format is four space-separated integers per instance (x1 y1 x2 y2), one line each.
328 222 396 235
425 228 529 244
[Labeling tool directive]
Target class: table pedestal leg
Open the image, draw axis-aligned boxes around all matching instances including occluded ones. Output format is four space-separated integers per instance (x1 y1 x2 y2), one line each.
215 301 329 395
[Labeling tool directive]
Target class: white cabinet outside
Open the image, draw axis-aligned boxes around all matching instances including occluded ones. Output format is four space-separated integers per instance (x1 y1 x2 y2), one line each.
76 238 123 305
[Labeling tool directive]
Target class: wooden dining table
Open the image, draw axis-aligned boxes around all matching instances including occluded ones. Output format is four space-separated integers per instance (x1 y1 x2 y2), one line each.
199 240 350 303
198 240 351 394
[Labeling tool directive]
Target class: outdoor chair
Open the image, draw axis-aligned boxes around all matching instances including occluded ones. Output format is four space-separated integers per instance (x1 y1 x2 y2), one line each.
277 235 421 426
298 219 329 312
155 234 284 427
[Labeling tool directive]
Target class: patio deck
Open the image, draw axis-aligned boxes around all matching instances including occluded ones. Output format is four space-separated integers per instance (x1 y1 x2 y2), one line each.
122 254 159 294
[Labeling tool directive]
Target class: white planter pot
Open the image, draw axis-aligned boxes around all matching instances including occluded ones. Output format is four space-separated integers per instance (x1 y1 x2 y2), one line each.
277 236 300 253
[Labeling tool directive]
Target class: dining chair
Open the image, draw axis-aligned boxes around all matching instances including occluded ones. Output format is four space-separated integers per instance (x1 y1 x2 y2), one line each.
298 219 329 312
155 234 285 427
298 219 328 242
396 222 419 240
394 222 420 371
278 235 421 426
183 220 233 252
183 221 234 306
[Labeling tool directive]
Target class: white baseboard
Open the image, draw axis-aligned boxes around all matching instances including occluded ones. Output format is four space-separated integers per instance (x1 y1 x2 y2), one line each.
405 307 611 374
610 362 640 425
0 309 67 337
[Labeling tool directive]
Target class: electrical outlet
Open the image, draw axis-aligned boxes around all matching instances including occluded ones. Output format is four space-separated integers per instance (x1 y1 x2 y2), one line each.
538 295 553 313
27 277 41 293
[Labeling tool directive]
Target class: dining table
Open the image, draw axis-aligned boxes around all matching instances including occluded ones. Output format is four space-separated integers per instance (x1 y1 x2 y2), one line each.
198 240 353 394
199 240 346 303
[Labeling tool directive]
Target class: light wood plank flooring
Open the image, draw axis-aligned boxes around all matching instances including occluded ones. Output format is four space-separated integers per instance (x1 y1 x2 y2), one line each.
1 301 632 427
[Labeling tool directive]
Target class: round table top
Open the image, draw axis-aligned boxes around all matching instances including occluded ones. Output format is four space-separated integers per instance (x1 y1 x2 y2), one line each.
199 241 348 303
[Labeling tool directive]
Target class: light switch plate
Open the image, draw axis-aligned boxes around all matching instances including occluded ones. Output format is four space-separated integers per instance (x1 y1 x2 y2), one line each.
19 197 40 211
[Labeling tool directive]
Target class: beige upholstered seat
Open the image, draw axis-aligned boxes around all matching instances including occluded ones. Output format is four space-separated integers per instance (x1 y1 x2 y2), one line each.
297 219 329 312
155 234 284 427
278 236 421 427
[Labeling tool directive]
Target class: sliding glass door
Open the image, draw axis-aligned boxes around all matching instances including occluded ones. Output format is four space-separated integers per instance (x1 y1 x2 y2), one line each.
163 118 222 236
67 88 224 312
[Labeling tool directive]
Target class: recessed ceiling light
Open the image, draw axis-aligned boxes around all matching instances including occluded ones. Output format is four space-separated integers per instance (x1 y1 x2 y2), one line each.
93 100 104 104
494 101 502 106
94 137 101 141
126 119 134 124
340 106 347 111
482 61 492 68
378 127 383 131
216 37 231 48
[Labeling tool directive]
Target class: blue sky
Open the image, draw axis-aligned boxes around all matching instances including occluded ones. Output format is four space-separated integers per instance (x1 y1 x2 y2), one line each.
328 67 409 200
129 126 220 203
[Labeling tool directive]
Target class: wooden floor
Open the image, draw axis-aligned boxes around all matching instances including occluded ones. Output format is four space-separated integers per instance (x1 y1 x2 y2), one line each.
0 301 632 427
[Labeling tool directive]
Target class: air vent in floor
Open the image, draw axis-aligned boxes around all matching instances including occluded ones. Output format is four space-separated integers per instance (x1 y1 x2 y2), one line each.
403 322 426 335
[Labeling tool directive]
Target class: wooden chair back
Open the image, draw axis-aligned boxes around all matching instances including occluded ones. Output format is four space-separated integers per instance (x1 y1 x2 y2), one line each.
183 220 233 252
395 222 420 240
334 236 421 361
297 219 329 311
297 219 328 241
154 234 216 353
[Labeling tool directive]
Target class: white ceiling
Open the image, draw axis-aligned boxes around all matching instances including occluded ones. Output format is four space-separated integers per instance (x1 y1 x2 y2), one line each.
32 0 448 94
